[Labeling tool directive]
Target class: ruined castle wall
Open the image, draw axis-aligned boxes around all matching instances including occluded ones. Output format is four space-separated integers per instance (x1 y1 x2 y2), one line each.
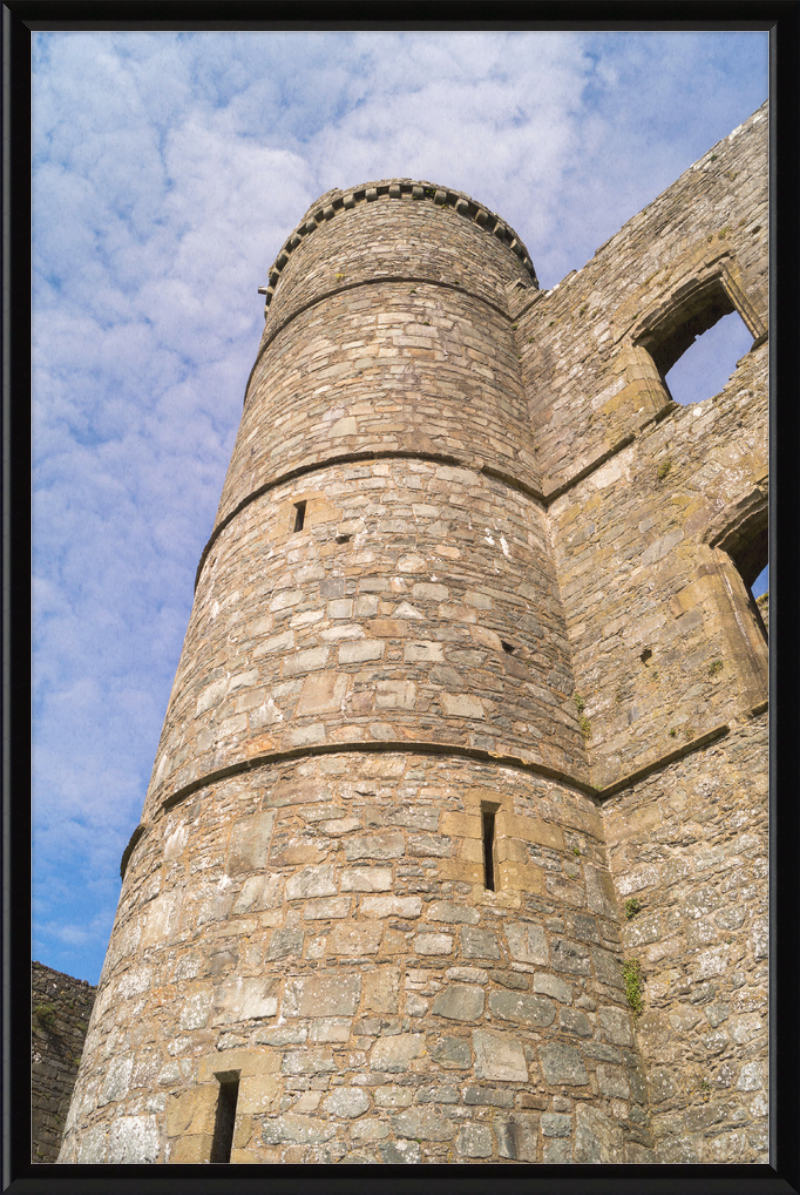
60 752 654 1164
547 346 767 788
601 712 768 1163
529 103 770 1167
515 102 768 496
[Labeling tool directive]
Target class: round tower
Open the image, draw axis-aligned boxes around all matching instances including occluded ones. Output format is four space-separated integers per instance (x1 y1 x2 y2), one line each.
59 182 650 1165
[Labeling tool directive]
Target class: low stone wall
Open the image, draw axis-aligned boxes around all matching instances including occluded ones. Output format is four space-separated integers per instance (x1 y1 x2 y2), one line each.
31 961 96 1162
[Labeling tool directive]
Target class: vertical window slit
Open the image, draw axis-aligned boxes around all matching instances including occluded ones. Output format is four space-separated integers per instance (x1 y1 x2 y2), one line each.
210 1073 240 1164
293 501 306 532
482 807 497 892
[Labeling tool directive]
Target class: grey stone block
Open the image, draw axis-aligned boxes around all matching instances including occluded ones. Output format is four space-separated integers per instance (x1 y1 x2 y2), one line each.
538 1042 588 1086
431 983 484 1022
488 989 557 1028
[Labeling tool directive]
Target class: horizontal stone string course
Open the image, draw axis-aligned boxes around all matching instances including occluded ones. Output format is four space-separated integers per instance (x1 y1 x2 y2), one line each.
118 709 744 888
60 105 768 1164
246 272 532 409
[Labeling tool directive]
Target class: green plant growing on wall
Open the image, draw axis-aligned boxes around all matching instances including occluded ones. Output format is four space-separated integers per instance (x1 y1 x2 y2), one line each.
657 458 672 481
708 660 723 676
572 846 581 857
622 959 644 1018
624 897 641 920
33 1004 56 1028
574 694 585 714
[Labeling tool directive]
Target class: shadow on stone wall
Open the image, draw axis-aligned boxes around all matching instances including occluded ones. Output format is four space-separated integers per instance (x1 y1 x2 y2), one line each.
32 961 96 1162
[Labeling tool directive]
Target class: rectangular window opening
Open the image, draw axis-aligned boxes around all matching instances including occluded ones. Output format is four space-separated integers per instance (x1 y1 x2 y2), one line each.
293 501 306 533
482 806 498 892
210 1072 240 1164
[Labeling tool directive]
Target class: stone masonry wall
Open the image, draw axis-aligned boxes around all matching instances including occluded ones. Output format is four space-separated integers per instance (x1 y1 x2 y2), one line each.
144 460 587 824
535 104 769 1164
32 962 96 1161
60 753 653 1164
548 342 767 788
602 713 768 1163
516 102 767 495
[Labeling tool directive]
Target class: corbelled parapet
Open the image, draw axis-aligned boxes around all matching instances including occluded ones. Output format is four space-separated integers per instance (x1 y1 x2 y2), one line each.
60 106 768 1165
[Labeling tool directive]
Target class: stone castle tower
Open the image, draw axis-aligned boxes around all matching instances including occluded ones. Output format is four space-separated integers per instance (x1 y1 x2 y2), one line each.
58 103 768 1165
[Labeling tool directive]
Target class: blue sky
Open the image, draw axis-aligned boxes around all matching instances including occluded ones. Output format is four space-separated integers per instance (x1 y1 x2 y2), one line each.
31 31 769 985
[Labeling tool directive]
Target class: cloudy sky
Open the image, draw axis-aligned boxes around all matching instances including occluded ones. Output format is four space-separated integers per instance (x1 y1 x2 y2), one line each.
31 30 769 985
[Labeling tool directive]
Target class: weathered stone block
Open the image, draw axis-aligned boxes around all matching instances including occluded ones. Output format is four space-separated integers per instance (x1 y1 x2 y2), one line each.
461 926 501 959
456 1123 494 1158
362 895 422 918
224 807 275 874
495 1113 539 1161
391 1108 455 1141
379 1140 421 1164
574 1103 623 1163
107 1114 160 1163
430 1035 472 1069
295 672 349 715
267 927 305 958
327 921 383 955
473 1028 528 1082
538 1042 588 1086
542 1113 572 1137
431 984 485 1022
261 1114 337 1145
369 1033 425 1073
488 990 556 1028
596 1064 630 1099
283 974 361 1018
559 1007 592 1036
322 1087 370 1118
463 1086 514 1107
504 921 549 965
238 1074 281 1114
344 832 405 861
427 900 480 924
361 967 400 1015
281 1048 336 1076
598 1004 634 1046
341 866 392 892
285 864 337 900
551 938 591 975
533 973 572 1003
